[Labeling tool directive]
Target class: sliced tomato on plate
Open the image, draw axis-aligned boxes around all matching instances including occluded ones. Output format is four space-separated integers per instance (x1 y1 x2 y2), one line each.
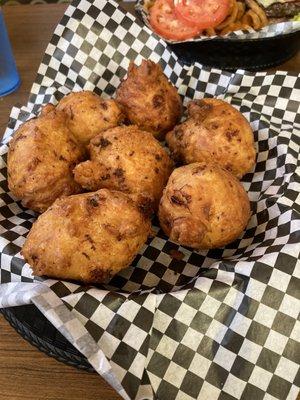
149 0 201 41
173 0 230 29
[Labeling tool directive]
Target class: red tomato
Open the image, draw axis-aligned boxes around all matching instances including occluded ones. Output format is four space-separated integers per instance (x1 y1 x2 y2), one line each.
173 0 230 29
149 0 201 41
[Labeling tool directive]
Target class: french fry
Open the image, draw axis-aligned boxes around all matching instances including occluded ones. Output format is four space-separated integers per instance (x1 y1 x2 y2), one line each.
204 0 269 35
236 2 246 21
205 27 216 36
220 21 245 35
246 0 269 26
216 0 239 30
246 9 262 29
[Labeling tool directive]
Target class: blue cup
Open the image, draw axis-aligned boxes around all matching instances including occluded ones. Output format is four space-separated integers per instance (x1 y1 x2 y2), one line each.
0 9 20 97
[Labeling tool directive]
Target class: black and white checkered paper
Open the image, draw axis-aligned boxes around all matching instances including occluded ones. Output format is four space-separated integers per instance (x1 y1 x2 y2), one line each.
136 0 300 43
0 0 300 399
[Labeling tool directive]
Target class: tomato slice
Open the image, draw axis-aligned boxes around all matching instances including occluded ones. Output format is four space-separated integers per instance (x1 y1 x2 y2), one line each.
173 0 230 29
149 0 201 41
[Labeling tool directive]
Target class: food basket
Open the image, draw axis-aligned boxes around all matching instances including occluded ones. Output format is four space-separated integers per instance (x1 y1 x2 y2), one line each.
0 0 299 399
136 0 300 69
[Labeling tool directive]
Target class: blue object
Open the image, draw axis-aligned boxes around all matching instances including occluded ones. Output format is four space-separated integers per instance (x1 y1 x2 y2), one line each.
0 9 20 97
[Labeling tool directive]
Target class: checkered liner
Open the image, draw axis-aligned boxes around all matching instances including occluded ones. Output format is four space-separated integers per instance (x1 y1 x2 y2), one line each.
136 0 300 43
0 0 300 399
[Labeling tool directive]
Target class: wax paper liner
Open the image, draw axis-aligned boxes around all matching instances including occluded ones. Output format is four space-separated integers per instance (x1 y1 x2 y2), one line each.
136 0 300 43
0 0 299 399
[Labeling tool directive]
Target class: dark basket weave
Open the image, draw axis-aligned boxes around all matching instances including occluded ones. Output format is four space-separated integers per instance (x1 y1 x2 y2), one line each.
0 305 94 372
168 30 300 69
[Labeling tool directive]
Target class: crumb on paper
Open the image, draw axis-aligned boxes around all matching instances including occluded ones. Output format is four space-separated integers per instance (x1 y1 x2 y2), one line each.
170 249 185 260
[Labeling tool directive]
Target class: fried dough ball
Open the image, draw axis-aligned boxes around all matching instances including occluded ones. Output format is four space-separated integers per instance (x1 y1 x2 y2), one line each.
166 99 256 178
158 162 251 249
56 91 125 145
8 108 85 213
74 126 173 212
116 60 182 140
22 189 151 284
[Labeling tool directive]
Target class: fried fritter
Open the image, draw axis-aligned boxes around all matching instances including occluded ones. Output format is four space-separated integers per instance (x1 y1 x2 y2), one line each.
73 126 173 212
22 189 151 284
56 91 125 145
116 60 182 140
8 108 85 213
166 98 256 178
158 162 251 249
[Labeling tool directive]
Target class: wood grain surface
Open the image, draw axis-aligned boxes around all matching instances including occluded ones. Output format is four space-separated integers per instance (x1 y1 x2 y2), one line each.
0 5 67 136
0 4 299 400
0 317 121 400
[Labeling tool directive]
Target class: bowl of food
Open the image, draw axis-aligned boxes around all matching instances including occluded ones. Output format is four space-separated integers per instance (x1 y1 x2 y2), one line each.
136 0 300 69
2 58 299 397
7 61 255 284
1 0 299 395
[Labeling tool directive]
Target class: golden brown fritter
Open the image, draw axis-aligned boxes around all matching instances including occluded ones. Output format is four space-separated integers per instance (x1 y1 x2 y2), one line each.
8 108 85 213
166 98 256 179
73 126 173 212
158 162 251 249
22 189 151 284
56 91 125 145
116 60 182 140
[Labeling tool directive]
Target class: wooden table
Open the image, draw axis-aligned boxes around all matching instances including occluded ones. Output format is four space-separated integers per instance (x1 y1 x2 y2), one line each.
0 4 299 400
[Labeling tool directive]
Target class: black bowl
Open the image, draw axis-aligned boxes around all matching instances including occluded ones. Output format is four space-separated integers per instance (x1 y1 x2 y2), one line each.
168 30 300 70
1 305 93 372
134 1 300 71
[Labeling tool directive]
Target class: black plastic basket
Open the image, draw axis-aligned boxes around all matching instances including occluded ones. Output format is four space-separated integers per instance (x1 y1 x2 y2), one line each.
1 305 94 372
134 0 300 71
168 30 300 70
